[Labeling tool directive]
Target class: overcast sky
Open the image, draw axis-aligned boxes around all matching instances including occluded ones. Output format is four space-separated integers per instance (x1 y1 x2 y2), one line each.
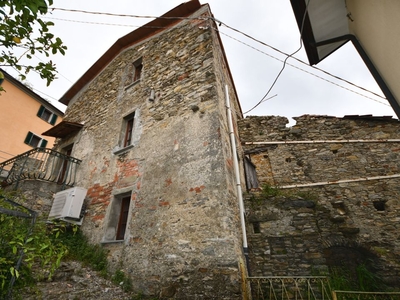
4 0 396 125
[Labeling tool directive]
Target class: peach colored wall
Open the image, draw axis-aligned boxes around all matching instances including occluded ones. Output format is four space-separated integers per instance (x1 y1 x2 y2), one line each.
0 79 62 163
347 0 400 109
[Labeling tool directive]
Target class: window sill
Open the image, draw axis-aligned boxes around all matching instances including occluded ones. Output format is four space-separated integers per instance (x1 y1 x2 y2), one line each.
101 239 125 244
113 144 134 155
124 79 140 90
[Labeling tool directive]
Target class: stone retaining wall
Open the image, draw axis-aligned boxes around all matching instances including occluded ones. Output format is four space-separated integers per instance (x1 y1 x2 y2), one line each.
239 115 400 288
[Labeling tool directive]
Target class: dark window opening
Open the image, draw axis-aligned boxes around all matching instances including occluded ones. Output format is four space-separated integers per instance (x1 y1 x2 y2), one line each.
123 113 135 147
116 196 131 240
125 58 143 86
373 201 385 211
253 222 261 234
133 62 143 82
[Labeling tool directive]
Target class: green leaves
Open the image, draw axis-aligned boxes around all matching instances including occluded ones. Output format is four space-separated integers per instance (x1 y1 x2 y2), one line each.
0 0 67 85
0 194 68 297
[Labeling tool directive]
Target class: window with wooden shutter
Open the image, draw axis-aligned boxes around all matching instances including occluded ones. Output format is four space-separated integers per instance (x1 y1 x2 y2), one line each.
24 131 48 148
116 196 131 240
37 105 57 124
124 117 134 147
102 193 132 243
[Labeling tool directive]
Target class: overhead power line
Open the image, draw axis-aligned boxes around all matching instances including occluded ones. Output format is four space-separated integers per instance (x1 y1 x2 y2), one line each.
47 7 389 112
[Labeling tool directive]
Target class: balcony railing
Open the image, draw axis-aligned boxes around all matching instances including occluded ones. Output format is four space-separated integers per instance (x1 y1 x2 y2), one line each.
248 276 332 300
0 148 82 189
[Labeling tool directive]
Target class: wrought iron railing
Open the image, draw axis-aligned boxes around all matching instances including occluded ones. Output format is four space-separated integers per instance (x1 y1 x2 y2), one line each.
332 291 400 300
248 276 332 300
0 148 82 189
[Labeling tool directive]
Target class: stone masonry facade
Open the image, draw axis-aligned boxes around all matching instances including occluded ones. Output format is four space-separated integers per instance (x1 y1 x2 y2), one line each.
54 4 246 299
239 115 400 288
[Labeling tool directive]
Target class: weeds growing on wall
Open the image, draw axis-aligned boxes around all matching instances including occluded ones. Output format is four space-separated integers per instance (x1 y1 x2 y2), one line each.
328 263 383 292
58 227 109 277
249 184 317 206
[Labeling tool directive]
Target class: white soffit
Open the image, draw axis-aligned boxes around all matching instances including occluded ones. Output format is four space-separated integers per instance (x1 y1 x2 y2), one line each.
306 0 350 61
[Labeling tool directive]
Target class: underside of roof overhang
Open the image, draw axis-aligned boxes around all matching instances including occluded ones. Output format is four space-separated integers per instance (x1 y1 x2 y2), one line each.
290 0 350 65
42 121 84 138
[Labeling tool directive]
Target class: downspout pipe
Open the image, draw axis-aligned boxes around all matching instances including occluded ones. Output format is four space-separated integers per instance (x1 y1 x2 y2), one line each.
314 34 400 119
225 85 249 273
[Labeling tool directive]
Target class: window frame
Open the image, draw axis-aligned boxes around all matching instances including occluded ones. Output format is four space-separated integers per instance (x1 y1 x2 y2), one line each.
102 192 132 243
37 105 58 125
114 111 136 155
24 131 48 148
124 58 143 88
123 115 135 148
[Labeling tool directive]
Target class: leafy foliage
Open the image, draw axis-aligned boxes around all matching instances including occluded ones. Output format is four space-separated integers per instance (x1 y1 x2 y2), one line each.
60 228 109 276
0 0 67 85
0 194 68 298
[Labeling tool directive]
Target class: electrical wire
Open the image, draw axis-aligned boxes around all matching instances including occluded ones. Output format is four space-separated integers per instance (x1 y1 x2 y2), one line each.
243 0 307 114
217 19 387 102
217 30 389 107
42 6 391 114
51 7 210 21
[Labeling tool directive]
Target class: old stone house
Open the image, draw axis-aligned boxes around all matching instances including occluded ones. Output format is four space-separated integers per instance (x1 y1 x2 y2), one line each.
239 114 400 288
43 1 247 298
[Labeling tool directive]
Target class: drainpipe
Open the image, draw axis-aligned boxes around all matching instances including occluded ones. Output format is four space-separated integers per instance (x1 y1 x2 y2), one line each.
225 85 249 273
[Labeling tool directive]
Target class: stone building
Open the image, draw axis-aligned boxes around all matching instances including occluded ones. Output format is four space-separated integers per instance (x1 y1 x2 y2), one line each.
44 1 247 298
239 115 400 288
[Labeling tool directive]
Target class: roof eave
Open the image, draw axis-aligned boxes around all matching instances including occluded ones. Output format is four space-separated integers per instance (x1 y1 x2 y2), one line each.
60 0 202 105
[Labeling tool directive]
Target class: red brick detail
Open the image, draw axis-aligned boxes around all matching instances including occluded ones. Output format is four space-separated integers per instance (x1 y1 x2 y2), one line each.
92 214 105 221
189 185 205 194
226 158 233 169
117 159 140 178
159 201 170 207
165 178 172 187
178 73 189 81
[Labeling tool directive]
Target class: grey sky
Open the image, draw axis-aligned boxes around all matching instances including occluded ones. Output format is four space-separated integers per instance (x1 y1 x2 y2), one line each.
5 0 396 124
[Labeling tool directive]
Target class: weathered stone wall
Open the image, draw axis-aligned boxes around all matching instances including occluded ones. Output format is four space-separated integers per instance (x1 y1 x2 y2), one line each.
239 115 400 287
3 180 63 217
55 5 245 299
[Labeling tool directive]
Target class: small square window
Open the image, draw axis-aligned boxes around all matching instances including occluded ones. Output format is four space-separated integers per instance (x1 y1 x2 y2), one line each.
103 193 132 242
24 132 48 148
37 105 58 125
125 58 142 87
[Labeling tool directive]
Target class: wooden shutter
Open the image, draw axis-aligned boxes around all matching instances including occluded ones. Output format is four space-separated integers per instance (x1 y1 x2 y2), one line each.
24 132 33 145
116 196 130 240
37 105 45 117
124 117 134 147
50 114 58 125
40 139 48 148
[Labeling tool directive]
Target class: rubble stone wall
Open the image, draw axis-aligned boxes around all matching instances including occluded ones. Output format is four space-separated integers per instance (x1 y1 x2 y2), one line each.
55 5 245 299
239 115 400 288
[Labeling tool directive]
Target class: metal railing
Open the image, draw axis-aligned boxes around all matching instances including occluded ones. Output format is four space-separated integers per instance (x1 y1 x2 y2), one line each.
332 291 400 300
0 148 82 189
248 276 332 300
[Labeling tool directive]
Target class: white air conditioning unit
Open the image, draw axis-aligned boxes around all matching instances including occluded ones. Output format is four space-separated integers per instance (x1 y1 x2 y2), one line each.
49 187 87 225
